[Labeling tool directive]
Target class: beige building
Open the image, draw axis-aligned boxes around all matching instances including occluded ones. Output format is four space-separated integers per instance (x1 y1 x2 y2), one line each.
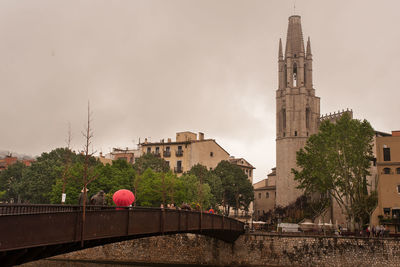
140 131 230 174
229 157 255 184
253 168 276 220
371 130 400 232
109 147 142 164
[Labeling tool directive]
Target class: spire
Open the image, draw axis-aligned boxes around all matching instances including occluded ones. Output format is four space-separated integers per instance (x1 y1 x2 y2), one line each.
285 15 305 57
279 38 283 60
306 37 312 57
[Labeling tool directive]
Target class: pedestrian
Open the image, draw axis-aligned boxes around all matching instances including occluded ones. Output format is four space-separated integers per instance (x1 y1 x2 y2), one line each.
90 190 106 205
79 188 89 205
372 225 376 237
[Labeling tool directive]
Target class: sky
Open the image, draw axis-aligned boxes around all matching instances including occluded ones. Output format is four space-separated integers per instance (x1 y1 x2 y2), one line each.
1 0 399 183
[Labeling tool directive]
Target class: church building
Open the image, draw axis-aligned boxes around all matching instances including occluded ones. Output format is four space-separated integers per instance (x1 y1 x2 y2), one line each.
275 15 320 207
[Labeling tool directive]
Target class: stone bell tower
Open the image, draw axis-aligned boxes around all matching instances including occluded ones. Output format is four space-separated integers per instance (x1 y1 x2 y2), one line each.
275 15 320 207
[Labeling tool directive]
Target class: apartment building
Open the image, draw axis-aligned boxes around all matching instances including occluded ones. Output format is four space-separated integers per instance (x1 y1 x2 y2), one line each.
140 131 230 174
371 130 400 232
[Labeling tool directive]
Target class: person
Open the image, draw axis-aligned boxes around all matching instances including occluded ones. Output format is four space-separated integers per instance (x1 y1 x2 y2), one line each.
90 190 106 205
79 188 89 205
372 225 376 237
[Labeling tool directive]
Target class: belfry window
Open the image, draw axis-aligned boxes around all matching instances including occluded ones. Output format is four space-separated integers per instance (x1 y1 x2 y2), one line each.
306 108 311 128
293 63 298 87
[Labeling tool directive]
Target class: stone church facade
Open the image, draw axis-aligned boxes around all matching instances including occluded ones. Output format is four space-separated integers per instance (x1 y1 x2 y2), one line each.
275 15 320 207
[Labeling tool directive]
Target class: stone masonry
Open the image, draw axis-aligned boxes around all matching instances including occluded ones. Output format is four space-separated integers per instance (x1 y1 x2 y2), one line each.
46 233 400 266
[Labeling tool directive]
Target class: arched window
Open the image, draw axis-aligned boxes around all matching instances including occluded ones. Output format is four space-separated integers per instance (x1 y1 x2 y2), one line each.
383 168 391 174
282 108 286 130
397 168 400 174
306 108 311 129
266 192 269 198
304 64 307 84
293 63 298 87
284 64 288 86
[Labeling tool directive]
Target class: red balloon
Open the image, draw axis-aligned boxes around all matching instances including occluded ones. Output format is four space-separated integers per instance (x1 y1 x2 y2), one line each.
113 189 135 207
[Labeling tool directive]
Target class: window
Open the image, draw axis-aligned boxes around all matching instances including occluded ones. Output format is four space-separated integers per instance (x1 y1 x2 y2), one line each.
210 152 214 157
384 208 391 215
147 147 151 154
294 131 297 136
249 170 252 176
372 158 377 166
383 168 391 174
293 63 298 87
266 192 269 198
258 193 261 199
306 108 310 128
397 185 400 194
397 168 400 174
155 147 160 154
384 147 391 161
282 108 286 129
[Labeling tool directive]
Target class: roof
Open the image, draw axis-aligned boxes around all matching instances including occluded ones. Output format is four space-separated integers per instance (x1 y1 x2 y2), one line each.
228 157 255 169
141 139 231 156
254 186 276 191
285 15 305 57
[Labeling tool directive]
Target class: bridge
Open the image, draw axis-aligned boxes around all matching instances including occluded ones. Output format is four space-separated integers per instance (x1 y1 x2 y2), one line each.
0 204 244 266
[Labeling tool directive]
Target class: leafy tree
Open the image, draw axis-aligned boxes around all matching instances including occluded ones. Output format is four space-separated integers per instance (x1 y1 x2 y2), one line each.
188 164 223 208
133 153 170 174
293 113 375 230
0 161 28 203
213 160 254 216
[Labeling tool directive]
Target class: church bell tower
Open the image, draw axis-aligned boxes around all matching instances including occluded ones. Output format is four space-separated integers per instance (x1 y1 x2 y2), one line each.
275 15 320 207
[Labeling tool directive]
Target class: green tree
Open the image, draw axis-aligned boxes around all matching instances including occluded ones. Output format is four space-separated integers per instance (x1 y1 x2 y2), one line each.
188 164 223 208
133 153 170 175
213 160 254 216
293 113 375 230
0 161 28 203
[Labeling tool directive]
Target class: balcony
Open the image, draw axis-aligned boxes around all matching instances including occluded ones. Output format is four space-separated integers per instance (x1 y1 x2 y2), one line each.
174 167 183 173
176 150 183 157
163 151 171 157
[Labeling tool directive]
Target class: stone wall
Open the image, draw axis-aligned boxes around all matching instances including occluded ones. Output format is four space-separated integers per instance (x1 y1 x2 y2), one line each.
52 233 400 266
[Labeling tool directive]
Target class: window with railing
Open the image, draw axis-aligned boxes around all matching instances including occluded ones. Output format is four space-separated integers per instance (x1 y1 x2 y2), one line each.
176 146 183 157
163 146 171 157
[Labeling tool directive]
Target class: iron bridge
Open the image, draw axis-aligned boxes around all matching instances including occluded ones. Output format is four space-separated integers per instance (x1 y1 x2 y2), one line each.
0 204 244 266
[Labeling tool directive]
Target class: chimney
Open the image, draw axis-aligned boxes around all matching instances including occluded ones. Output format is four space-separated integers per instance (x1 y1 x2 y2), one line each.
199 132 204 141
392 131 400 137
144 138 148 144
168 138 172 143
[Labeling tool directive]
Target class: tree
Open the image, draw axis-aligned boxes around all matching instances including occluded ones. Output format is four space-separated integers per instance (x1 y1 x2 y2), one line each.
213 160 254 216
188 164 223 208
133 153 170 175
293 113 375 230
0 161 27 203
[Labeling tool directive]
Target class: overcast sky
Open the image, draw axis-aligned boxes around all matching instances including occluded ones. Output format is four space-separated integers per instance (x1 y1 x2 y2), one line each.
1 0 399 182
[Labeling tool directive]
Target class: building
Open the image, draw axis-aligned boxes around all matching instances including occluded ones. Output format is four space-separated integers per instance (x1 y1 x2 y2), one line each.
275 15 320 207
228 157 255 184
0 154 34 171
109 148 142 164
371 130 400 232
253 168 276 220
140 131 231 174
